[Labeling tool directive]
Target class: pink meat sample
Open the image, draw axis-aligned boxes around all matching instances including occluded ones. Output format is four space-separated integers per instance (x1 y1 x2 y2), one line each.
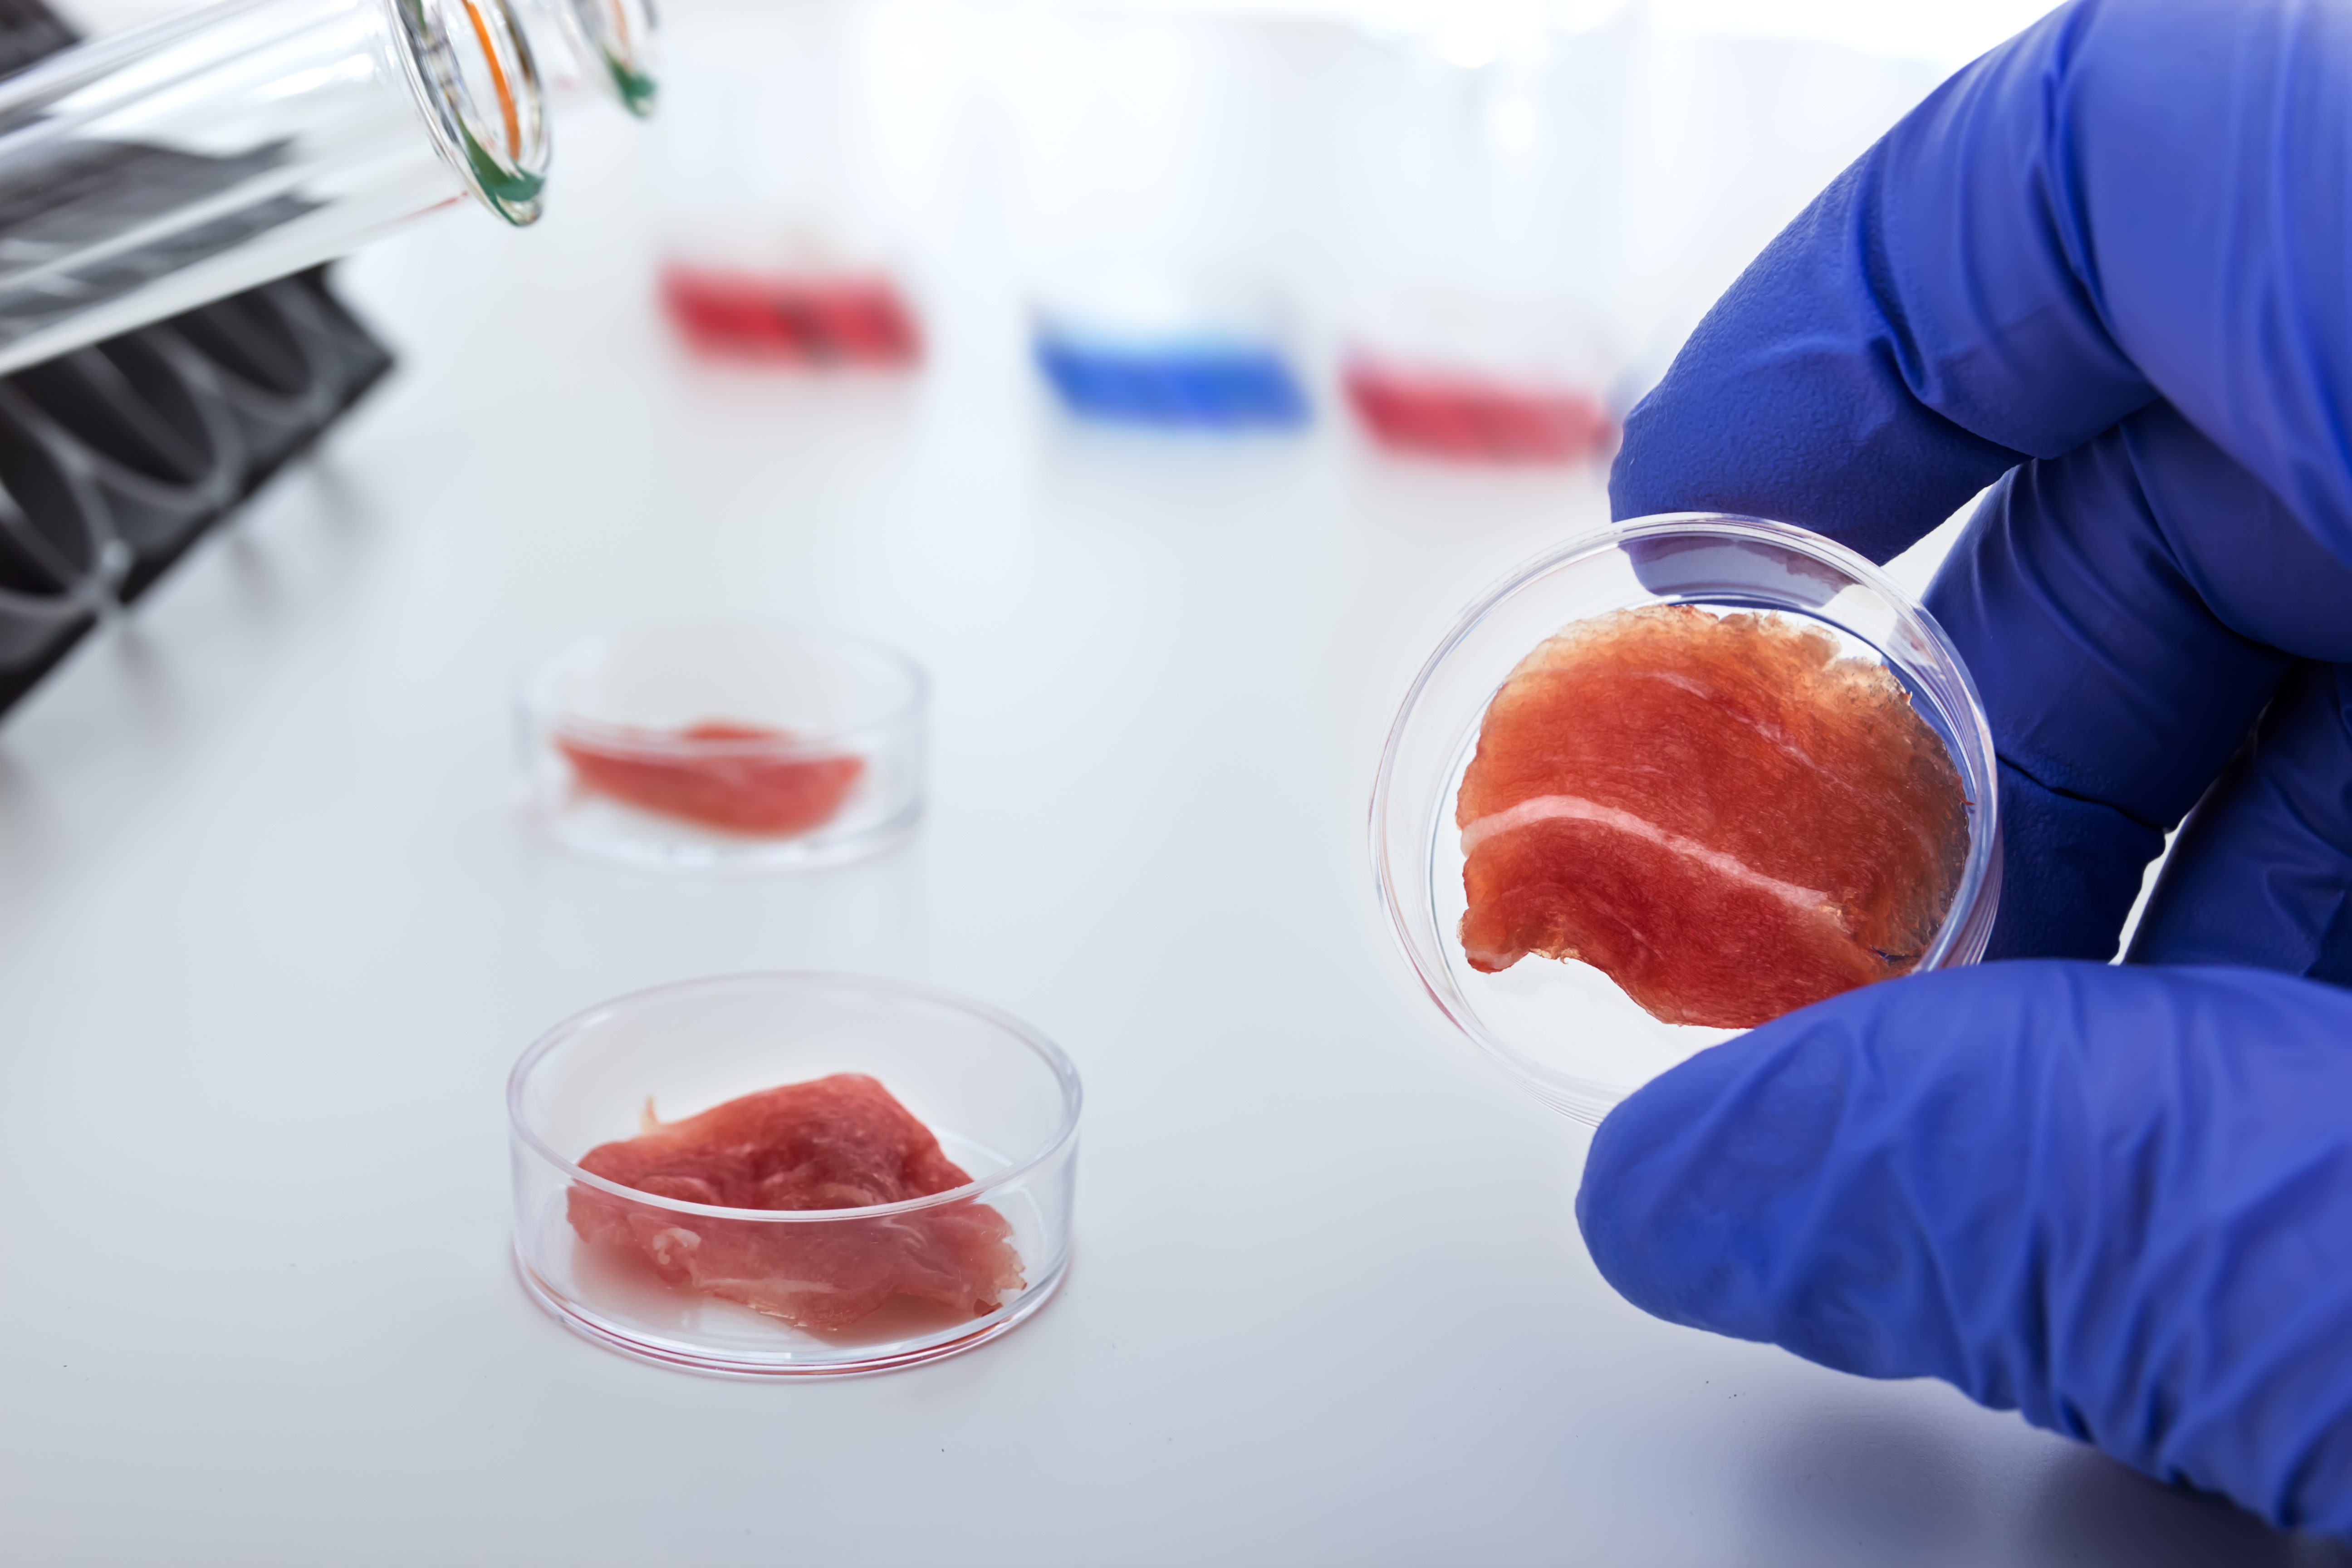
556 719 863 837
567 1073 1024 1332
1456 604 1969 1028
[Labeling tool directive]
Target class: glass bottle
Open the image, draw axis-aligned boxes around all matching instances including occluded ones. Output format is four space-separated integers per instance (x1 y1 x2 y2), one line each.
0 0 652 377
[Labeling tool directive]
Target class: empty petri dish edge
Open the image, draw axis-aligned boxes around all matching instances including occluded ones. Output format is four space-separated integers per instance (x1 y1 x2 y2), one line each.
1370 512 2002 1124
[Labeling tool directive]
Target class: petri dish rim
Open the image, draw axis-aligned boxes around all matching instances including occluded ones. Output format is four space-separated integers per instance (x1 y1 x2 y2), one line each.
1368 510 2002 1117
510 1255 1070 1380
514 618 931 756
507 971 1085 1225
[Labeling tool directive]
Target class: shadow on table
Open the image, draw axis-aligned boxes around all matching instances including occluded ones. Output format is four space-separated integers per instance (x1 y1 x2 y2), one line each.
2022 1446 2352 1568
1738 1394 2352 1568
1738 1400 1983 1566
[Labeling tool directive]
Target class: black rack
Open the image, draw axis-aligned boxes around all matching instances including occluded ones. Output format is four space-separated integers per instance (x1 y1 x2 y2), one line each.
0 0 395 720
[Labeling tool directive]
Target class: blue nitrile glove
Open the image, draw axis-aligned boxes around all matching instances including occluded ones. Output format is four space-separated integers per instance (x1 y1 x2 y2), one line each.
1578 963 2352 1531
1582 0 2352 1535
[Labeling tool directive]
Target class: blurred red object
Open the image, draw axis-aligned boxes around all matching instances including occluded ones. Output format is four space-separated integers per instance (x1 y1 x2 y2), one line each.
660 265 922 367
1343 360 1615 463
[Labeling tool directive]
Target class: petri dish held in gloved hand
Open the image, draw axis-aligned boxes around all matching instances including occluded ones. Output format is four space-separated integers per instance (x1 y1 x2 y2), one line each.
516 620 926 872
1370 514 2001 1122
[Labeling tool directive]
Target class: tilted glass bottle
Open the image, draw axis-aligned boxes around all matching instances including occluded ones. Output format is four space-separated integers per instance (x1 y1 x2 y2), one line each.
0 0 657 377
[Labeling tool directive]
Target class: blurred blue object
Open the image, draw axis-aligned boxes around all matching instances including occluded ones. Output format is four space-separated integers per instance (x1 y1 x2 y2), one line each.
1034 331 1308 430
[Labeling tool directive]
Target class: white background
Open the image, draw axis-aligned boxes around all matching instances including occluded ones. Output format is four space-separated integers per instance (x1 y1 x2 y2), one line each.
2 2 2340 1563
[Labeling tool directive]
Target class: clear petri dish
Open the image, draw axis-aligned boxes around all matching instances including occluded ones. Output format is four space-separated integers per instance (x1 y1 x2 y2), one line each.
515 620 926 872
509 972 1082 1377
1370 513 2001 1123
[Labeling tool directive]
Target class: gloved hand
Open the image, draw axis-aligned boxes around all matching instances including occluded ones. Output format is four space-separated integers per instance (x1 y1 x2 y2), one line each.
1585 0 2352 1535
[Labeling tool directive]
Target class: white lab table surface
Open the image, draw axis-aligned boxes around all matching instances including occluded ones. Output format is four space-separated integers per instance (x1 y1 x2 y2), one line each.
3 4 2347 1562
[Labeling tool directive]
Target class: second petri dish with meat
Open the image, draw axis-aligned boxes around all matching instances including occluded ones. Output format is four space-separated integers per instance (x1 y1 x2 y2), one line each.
1371 513 2001 1123
517 620 925 872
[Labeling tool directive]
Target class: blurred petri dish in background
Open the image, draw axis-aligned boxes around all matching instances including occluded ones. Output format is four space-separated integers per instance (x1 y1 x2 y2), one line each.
1370 513 2001 1123
510 972 1081 1377
516 620 926 872
1031 275 1309 431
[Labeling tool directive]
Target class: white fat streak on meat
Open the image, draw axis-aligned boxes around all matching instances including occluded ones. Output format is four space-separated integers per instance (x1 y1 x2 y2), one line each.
1460 794 1844 924
1622 664 1950 872
1629 669 1819 775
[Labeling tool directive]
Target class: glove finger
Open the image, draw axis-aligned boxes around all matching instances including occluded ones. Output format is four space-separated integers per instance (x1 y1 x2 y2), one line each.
1612 0 2352 573
2129 662 2352 979
1924 405 2298 960
1577 960 2352 1535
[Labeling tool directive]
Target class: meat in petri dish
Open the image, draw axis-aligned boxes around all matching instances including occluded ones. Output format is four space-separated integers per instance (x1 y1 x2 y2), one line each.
557 720 862 837
568 1073 1024 1332
1455 604 1969 1029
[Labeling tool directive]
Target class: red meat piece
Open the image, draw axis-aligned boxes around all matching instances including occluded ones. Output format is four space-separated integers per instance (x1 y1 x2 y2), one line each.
1344 360 1615 464
659 265 922 367
557 719 863 837
568 1073 1024 1332
1456 605 1969 1028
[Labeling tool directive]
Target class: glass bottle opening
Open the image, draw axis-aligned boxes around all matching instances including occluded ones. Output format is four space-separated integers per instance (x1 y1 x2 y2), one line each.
391 0 550 225
568 0 656 115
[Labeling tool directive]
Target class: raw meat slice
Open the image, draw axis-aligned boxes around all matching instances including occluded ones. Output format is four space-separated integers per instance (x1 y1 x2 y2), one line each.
1456 604 1969 1028
567 1073 1024 1333
557 719 862 837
